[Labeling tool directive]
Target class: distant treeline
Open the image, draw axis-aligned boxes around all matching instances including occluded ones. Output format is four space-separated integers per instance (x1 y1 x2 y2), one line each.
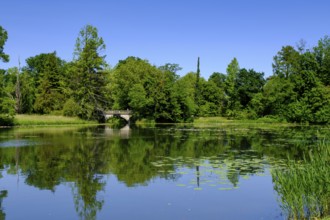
0 25 330 125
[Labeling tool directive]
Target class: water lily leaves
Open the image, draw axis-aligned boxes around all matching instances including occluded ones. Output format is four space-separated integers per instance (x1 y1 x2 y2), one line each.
242 175 250 180
218 187 233 191
151 154 273 191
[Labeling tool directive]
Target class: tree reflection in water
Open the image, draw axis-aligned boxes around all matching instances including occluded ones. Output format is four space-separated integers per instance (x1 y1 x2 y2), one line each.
0 190 7 220
0 125 328 219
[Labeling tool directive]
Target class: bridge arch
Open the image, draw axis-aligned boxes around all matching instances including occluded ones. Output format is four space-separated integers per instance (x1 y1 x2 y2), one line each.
104 110 132 123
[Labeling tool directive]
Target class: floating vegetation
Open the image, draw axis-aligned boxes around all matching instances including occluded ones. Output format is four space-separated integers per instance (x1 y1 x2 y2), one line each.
194 188 202 191
150 153 271 191
218 187 233 191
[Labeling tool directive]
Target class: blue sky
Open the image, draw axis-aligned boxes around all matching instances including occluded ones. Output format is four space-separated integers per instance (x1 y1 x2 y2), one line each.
1 0 329 78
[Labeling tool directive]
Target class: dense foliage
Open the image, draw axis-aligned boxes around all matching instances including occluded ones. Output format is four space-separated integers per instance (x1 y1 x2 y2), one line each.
0 24 329 124
0 26 14 125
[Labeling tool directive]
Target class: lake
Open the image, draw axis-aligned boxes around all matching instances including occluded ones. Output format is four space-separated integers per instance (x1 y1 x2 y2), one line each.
0 124 329 220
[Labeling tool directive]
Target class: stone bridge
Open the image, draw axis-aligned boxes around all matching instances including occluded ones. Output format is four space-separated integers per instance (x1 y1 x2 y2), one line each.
104 110 132 123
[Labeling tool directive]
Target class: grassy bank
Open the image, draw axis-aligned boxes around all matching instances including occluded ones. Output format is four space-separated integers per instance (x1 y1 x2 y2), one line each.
134 116 293 128
193 117 234 124
14 114 96 126
194 116 289 124
135 118 156 126
191 117 307 128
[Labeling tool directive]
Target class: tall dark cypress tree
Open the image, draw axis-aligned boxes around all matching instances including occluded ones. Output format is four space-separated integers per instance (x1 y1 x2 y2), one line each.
195 57 201 111
196 57 200 86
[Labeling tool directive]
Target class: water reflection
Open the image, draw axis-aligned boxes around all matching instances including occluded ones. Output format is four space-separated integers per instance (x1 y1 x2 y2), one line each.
0 125 329 219
104 124 131 139
0 190 7 220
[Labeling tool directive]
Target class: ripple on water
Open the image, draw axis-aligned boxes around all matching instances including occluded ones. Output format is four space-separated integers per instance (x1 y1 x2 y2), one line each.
0 139 38 148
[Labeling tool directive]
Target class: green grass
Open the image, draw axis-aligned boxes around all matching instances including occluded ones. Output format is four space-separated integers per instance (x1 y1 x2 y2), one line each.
193 117 233 124
14 114 97 126
135 118 156 125
134 116 294 129
193 116 293 127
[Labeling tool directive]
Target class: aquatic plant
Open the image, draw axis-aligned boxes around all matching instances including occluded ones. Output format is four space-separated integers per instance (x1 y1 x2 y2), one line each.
272 142 330 219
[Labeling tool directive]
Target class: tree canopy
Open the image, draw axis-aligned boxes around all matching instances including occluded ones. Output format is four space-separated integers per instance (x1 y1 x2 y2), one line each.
0 26 13 125
0 26 9 63
67 25 109 121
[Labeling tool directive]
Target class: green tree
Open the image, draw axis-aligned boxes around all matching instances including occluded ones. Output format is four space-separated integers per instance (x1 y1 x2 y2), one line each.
313 35 330 86
110 57 185 122
0 26 9 63
249 92 265 117
208 72 226 88
199 80 225 116
262 76 296 118
225 58 240 116
288 51 319 96
19 69 36 114
153 63 182 122
267 41 330 123
25 52 66 114
69 25 109 121
272 46 300 78
236 68 265 108
0 70 15 125
286 84 330 124
158 63 182 78
0 26 14 125
109 57 157 115
2 67 20 112
313 86 330 124
128 84 149 119
173 72 198 121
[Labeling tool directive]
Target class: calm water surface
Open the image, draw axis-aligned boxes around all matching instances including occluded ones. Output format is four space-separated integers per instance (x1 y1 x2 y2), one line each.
0 124 329 220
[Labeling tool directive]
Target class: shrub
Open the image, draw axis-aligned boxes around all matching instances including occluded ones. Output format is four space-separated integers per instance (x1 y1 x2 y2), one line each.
0 114 15 126
62 99 81 117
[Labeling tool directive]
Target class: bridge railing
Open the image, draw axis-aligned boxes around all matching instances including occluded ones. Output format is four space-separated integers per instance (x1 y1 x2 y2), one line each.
105 110 132 115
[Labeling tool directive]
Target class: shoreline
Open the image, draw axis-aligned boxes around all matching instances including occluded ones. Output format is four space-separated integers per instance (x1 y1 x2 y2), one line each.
1 114 327 128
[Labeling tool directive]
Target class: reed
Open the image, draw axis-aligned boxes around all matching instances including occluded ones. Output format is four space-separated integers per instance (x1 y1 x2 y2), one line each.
272 142 330 219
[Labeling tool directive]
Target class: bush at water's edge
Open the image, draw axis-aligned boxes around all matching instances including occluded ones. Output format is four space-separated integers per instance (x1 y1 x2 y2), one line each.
0 114 15 126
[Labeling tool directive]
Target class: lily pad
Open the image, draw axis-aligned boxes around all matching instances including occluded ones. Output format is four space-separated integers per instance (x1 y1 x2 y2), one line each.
194 187 203 191
218 187 233 191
